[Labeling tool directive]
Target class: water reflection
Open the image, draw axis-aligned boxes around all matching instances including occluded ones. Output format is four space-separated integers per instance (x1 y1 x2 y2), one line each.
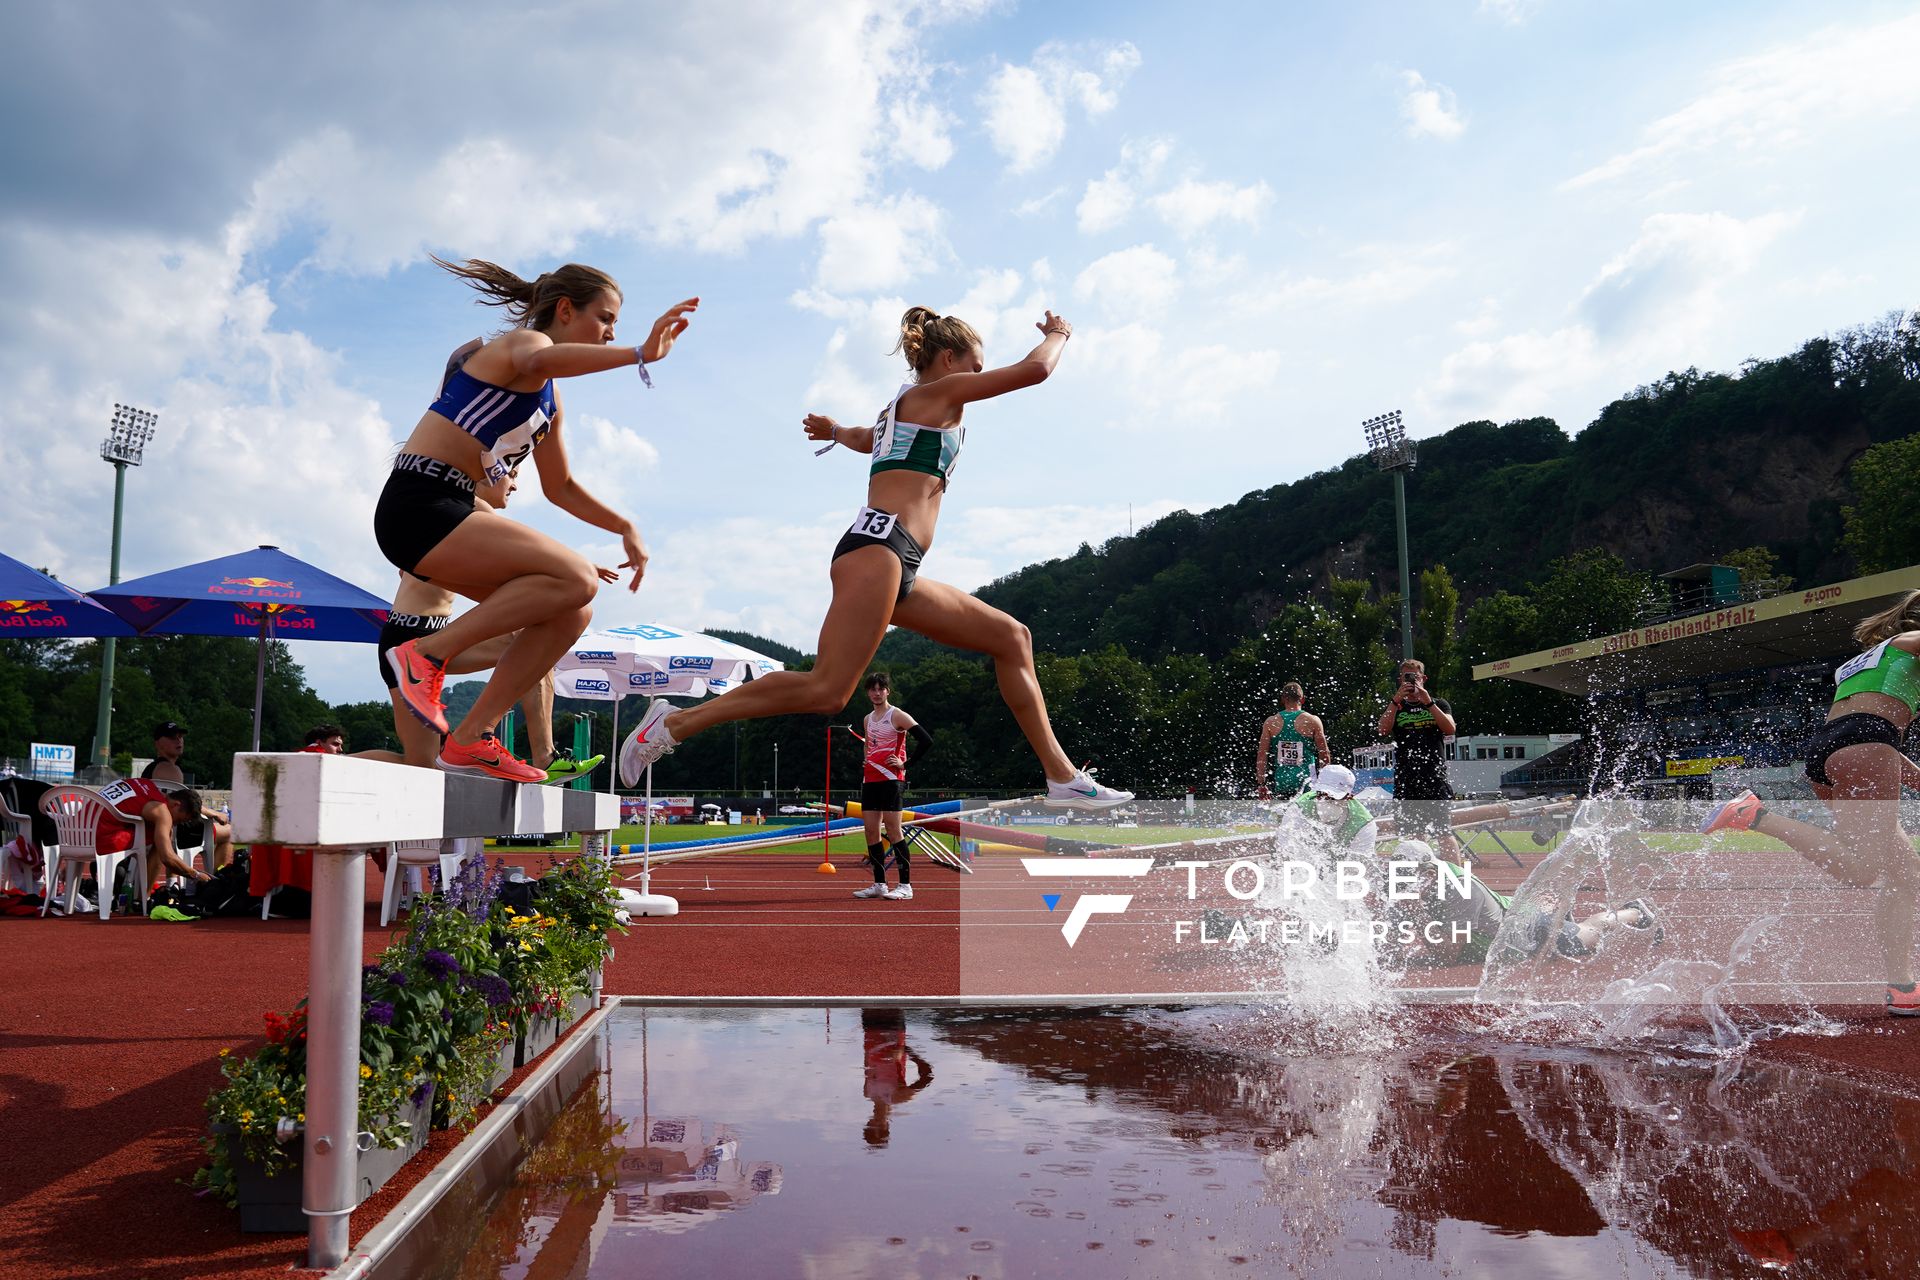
444 1006 1920 1279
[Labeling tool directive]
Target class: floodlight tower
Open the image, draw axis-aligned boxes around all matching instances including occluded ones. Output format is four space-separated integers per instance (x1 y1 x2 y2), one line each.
92 403 159 769
1363 410 1417 663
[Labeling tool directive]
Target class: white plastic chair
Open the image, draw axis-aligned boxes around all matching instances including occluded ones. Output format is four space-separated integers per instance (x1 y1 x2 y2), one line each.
38 785 149 921
380 838 469 927
0 792 39 893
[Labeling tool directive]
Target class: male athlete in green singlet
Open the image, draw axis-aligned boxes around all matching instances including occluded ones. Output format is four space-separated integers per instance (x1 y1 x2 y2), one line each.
1256 682 1331 802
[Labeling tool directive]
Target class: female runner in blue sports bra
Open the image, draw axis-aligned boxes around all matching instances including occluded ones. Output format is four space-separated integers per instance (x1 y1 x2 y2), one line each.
374 257 696 781
619 305 1131 809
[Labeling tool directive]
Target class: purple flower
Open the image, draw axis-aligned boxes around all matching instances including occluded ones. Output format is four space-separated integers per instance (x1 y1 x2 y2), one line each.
366 1001 396 1026
362 964 387 983
386 970 408 987
461 973 512 1007
439 1008 454 1023
423 950 460 979
410 1080 432 1109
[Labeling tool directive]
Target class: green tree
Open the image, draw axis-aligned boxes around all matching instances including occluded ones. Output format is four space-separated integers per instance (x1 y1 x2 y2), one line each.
1718 545 1793 590
1843 434 1920 573
1415 564 1462 690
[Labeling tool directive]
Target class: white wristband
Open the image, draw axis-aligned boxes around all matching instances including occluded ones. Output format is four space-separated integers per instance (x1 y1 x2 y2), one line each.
634 347 653 388
813 425 839 457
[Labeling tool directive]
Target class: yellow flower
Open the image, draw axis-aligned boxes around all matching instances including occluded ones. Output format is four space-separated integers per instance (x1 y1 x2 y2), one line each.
218 1047 231 1058
297 1112 305 1122
239 1110 254 1123
359 1064 373 1079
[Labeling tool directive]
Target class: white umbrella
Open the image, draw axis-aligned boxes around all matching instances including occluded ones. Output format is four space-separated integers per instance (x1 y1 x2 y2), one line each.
552 625 785 916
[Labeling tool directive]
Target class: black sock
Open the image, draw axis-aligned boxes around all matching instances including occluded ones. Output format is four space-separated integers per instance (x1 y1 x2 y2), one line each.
1894 983 1916 993
890 838 911 885
867 842 888 883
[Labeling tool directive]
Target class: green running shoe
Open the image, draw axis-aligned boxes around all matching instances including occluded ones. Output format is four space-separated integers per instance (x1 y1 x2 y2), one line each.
149 904 194 923
543 749 605 786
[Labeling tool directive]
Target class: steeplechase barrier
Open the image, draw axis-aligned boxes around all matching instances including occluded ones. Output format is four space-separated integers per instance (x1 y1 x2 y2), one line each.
229 752 619 1271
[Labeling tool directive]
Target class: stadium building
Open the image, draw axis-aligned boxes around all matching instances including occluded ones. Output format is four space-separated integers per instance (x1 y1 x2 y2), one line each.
1474 564 1920 799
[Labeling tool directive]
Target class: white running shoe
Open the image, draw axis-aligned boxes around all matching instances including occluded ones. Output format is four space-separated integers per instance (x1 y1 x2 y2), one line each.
618 699 679 787
1044 770 1135 810
853 882 889 899
883 883 914 901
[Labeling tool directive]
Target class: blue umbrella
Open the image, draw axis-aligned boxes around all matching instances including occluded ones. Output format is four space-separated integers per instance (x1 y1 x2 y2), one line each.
0 552 136 636
89 545 391 749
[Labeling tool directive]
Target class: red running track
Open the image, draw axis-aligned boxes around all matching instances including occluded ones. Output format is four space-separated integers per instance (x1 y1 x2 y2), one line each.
0 845 1915 1279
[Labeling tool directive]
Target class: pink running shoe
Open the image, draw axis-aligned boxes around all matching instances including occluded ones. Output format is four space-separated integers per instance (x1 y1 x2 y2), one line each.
386 639 449 735
438 733 545 783
1889 984 1920 1018
1700 790 1765 836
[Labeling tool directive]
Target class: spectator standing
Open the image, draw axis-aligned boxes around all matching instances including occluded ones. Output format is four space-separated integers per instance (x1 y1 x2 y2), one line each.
1377 659 1458 851
141 721 187 784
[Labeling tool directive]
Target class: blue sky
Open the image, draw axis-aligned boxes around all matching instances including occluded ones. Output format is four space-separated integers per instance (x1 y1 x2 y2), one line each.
4 1 1915 703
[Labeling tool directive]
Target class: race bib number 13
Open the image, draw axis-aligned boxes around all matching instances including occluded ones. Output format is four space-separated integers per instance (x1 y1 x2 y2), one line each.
848 507 897 540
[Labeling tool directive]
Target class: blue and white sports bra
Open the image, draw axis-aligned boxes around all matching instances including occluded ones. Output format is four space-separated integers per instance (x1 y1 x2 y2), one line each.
870 384 964 489
427 352 556 485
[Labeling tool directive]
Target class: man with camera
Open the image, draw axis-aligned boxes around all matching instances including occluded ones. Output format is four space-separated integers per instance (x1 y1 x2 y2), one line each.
1378 659 1457 850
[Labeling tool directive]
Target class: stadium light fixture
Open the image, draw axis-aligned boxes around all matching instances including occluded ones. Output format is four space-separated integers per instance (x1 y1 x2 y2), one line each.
93 403 161 769
1361 410 1417 663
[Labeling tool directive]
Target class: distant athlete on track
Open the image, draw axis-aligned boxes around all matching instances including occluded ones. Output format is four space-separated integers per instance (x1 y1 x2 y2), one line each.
620 306 1132 810
1703 591 1920 1015
376 258 696 781
848 671 934 902
1257 682 1330 803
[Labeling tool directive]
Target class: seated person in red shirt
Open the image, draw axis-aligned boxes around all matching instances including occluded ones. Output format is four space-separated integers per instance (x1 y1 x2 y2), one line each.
95 778 221 890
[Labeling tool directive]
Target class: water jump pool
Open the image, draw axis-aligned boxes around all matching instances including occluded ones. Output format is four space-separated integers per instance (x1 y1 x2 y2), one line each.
398 1002 1920 1279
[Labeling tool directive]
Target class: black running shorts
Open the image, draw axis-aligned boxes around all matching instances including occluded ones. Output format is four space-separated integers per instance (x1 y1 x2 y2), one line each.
1803 712 1905 786
377 612 451 689
374 455 477 579
831 507 924 602
862 780 905 813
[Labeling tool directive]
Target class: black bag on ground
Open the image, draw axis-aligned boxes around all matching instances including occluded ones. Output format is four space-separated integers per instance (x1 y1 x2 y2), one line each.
197 856 260 918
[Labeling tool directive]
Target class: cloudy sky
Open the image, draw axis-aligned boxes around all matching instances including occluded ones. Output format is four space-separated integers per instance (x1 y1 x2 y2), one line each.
6 1 1915 702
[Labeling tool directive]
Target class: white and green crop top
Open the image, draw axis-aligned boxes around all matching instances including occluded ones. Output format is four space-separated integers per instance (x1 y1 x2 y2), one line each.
870 384 964 488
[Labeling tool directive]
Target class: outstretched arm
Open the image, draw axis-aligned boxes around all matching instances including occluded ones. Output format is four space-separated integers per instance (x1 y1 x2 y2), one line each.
804 414 874 453
905 311 1073 420
532 401 647 591
505 298 699 380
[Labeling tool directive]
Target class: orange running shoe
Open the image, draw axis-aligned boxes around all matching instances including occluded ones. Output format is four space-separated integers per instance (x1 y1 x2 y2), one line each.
386 639 449 735
1700 790 1766 836
1889 984 1920 1017
438 733 545 783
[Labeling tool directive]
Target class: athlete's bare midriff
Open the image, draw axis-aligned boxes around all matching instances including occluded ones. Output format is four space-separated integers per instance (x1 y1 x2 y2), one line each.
400 412 491 480
391 571 456 618
867 469 946 550
1830 690 1914 733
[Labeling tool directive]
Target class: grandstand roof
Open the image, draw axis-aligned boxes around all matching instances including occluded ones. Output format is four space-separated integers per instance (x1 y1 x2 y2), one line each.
1472 565 1920 695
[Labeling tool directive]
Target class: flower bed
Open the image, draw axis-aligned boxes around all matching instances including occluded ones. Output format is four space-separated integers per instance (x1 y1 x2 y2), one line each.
192 850 622 1229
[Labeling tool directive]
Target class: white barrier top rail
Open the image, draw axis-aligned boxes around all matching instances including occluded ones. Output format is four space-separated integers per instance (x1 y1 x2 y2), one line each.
229 752 619 847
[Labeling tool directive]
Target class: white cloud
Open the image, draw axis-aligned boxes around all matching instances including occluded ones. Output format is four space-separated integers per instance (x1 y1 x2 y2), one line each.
565 412 662 480
1222 241 1457 316
1014 186 1068 217
1150 178 1274 238
887 95 955 170
1578 210 1799 338
1399 70 1468 141
1076 137 1172 233
1073 322 1284 425
981 41 1143 173
1421 209 1797 424
1564 13 1920 189
1073 244 1180 315
814 192 949 293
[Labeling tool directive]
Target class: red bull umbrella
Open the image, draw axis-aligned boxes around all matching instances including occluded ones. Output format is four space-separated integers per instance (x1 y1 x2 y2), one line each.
89 545 391 749
0 552 135 636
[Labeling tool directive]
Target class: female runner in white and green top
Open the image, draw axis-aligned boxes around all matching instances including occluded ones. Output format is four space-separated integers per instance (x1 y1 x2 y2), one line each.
620 306 1131 810
1703 590 1920 1014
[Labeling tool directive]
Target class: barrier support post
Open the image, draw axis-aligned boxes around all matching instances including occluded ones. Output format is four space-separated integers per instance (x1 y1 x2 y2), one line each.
305 844 368 1269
